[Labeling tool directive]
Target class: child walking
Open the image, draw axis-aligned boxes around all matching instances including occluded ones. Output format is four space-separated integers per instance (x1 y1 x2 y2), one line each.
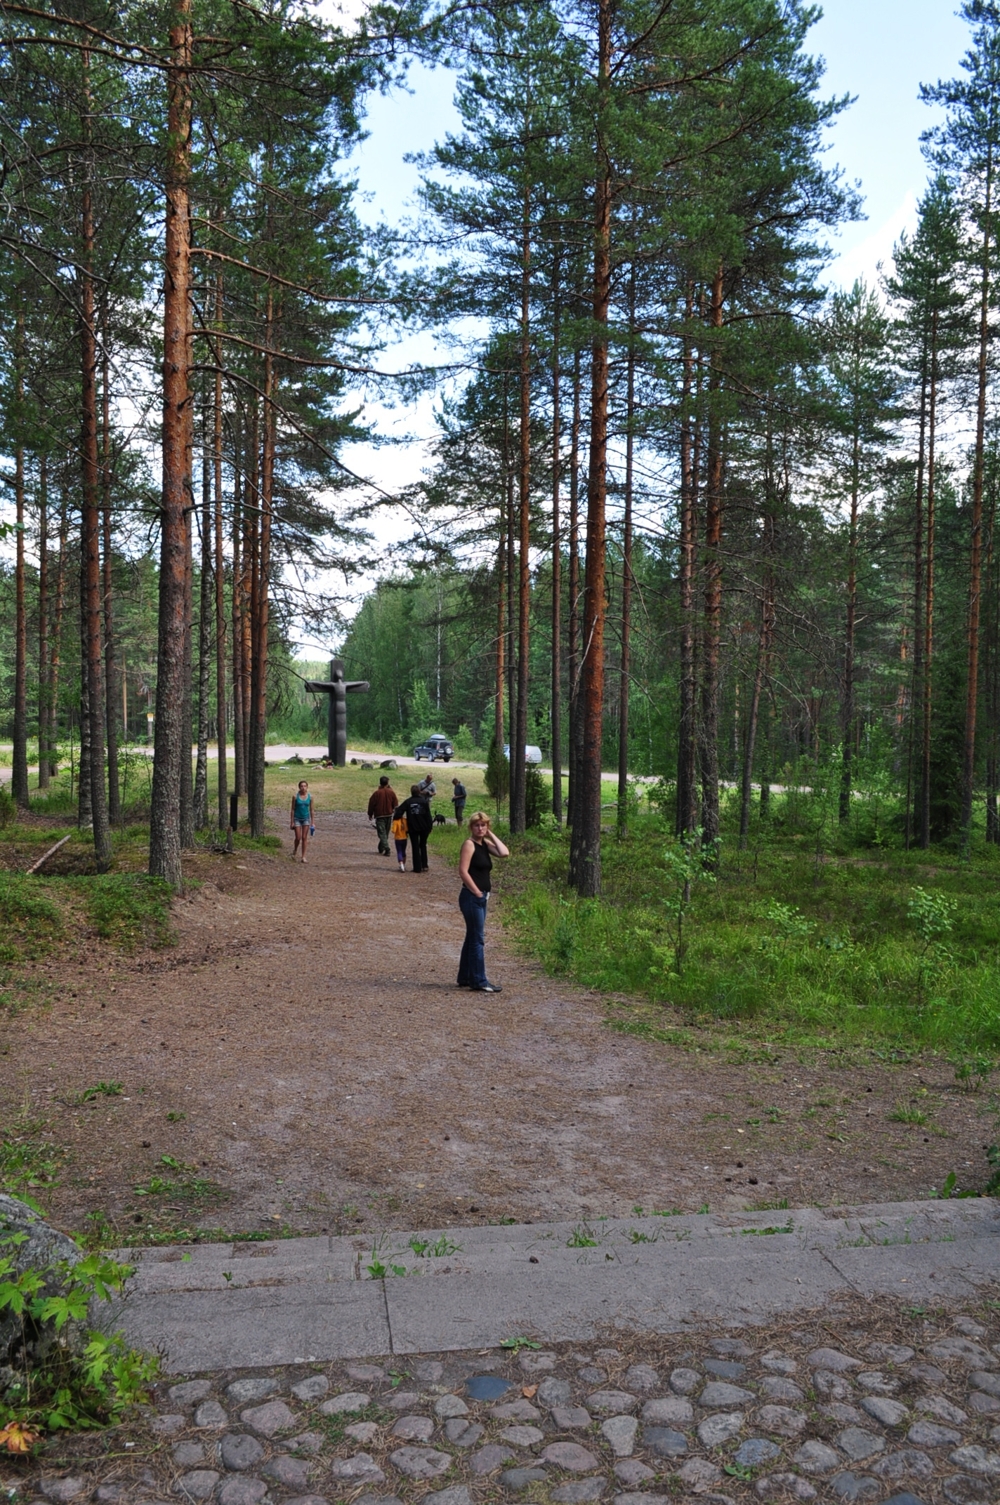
290 780 314 863
392 809 408 871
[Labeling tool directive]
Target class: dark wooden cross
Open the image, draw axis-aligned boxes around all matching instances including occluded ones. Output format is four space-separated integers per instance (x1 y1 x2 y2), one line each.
304 658 370 766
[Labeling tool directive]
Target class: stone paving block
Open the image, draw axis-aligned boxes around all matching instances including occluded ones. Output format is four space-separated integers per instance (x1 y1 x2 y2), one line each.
469 1445 516 1475
614 1460 655 1487
948 1445 1000 1476
241 1399 296 1435
644 1423 688 1455
328 1452 385 1483
390 1414 434 1442
837 1426 885 1461
600 1415 637 1456
220 1434 264 1471
425 1489 473 1505
793 1440 842 1474
290 1374 330 1401
192 1400 227 1428
318 1389 370 1415
539 1442 599 1471
39 1480 86 1502
697 1411 744 1447
758 1404 807 1437
216 1479 267 1505
754 1474 816 1500
622 1365 659 1393
262 1455 312 1489
434 1392 469 1418
173 1471 219 1501
860 1395 908 1426
500 1467 549 1491
641 1395 692 1424
390 1445 453 1479
828 1470 879 1500
225 1378 277 1405
676 1457 722 1492
170 1443 206 1468
872 1448 934 1479
585 1389 638 1415
907 1420 962 1447
551 1480 606 1502
734 1438 781 1467
345 1420 381 1444
552 1405 592 1428
168 1380 213 1406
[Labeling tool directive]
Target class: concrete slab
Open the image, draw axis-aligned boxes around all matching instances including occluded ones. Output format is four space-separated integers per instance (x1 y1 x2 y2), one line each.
112 1199 999 1369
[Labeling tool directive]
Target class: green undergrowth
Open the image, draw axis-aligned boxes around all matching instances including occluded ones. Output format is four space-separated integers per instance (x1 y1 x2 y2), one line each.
0 871 173 965
500 805 1000 1058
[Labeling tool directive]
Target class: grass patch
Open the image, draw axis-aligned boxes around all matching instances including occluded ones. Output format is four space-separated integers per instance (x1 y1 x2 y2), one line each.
0 872 63 961
76 872 174 948
498 799 1000 1056
0 1115 64 1203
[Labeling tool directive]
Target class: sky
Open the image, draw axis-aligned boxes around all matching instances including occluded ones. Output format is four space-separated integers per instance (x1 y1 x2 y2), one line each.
298 0 975 651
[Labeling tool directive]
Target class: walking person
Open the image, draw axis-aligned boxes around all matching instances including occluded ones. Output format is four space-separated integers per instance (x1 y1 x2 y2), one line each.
451 776 467 824
392 808 408 871
290 780 314 863
399 782 433 873
457 811 509 992
367 774 397 856
417 770 436 800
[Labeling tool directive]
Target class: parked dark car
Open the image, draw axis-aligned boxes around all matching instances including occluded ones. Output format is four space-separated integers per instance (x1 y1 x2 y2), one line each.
413 734 453 763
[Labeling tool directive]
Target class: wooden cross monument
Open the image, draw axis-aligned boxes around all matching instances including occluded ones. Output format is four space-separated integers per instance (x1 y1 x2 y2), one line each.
304 659 370 766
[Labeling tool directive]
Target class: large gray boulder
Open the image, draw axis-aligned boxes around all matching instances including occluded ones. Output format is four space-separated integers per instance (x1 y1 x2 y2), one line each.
0 1193 83 1380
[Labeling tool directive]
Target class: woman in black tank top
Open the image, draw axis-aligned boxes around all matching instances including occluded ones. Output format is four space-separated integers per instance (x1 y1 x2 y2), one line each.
457 811 510 992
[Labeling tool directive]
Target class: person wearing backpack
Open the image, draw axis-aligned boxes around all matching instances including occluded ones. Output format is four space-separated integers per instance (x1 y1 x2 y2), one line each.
398 783 433 872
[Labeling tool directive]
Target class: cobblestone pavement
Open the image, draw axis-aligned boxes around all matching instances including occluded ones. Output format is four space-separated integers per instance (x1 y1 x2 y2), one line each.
5 1294 1000 1505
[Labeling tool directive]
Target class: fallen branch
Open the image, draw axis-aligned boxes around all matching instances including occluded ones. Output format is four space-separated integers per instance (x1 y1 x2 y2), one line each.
26 832 73 875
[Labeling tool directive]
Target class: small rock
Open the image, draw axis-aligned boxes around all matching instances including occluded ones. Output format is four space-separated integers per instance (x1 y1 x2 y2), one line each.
262 1456 312 1489
225 1379 277 1405
822 1404 865 1426
425 1489 474 1505
734 1439 781 1467
284 1498 333 1505
601 1416 638 1456
814 1371 854 1400
241 1399 296 1436
876 1496 928 1505
344 1421 380 1444
384 1390 423 1411
611 1495 669 1505
169 1380 213 1406
595 1348 621 1361
907 1421 962 1447
551 1481 605 1503
700 1381 754 1408
928 1340 996 1369
347 1363 389 1382
669 1367 700 1395
704 1360 746 1381
171 1443 206 1468
577 1367 608 1384
469 1445 516 1475
948 1446 1000 1477
643 1425 687 1456
94 1488 127 1503
860 1396 908 1427
220 1434 264 1471
761 1352 798 1375
500 1425 546 1447
40 1481 86 1503
970 1371 1000 1398
519 1350 557 1374
623 1365 659 1393
761 1376 804 1402
216 1479 267 1505
538 1377 573 1407
757 1405 807 1438
284 1426 323 1450
857 1371 899 1395
449 1421 485 1448
614 1460 656 1486
492 1400 542 1422
907 1363 947 1386
697 1412 744 1448
390 1445 452 1479
552 1405 593 1428
353 1493 403 1505
151 1413 186 1436
641 1395 692 1425
390 1414 434 1442
808 1348 862 1373
943 1475 991 1502
837 1427 884 1462
793 1440 842 1475
434 1393 469 1419
954 1317 988 1338
414 1360 444 1383
872 1449 934 1480
754 1475 816 1501
828 1471 879 1501
319 1391 369 1416
539 1442 600 1471
586 1390 638 1416
291 1375 330 1402
968 1391 1000 1414
866 1344 915 1365
916 1394 967 1424
193 1400 228 1429
173 1472 219 1501
499 1468 549 1491
676 1458 722 1493
329 1453 384 1483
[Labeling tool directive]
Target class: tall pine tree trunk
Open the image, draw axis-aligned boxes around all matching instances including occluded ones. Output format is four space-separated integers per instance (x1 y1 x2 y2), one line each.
150 0 193 887
676 287 697 837
740 502 775 848
699 267 725 855
511 184 532 834
907 339 929 846
567 346 582 825
250 304 275 839
194 430 211 829
962 149 993 849
80 61 111 869
569 0 612 897
12 429 28 811
214 287 228 830
101 330 120 824
921 311 939 850
37 455 50 791
551 263 562 823
839 350 862 826
232 430 245 802
50 488 69 774
617 259 636 839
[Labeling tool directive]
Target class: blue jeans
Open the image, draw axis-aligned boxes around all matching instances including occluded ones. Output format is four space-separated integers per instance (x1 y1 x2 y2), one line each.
458 888 488 988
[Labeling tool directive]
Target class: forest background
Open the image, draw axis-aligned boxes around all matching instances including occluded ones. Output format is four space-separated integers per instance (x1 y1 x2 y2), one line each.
4 0 1000 1070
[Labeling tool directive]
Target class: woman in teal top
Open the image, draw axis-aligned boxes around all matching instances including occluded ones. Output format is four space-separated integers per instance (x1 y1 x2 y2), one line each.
289 780 314 863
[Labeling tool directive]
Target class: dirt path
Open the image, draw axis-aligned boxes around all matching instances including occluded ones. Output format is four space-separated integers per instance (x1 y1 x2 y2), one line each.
2 811 989 1242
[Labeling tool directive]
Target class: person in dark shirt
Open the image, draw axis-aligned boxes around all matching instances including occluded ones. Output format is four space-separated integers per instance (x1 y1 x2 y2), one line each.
396 783 433 872
367 775 397 855
456 810 509 991
451 776 467 824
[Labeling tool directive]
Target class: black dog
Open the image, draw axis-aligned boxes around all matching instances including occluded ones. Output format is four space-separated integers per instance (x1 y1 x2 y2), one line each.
432 812 447 826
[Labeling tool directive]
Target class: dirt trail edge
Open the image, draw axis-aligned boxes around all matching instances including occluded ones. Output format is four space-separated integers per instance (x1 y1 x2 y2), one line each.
3 810 987 1238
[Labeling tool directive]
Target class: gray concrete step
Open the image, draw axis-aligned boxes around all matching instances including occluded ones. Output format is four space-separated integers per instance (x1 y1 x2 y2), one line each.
113 1199 1000 1371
